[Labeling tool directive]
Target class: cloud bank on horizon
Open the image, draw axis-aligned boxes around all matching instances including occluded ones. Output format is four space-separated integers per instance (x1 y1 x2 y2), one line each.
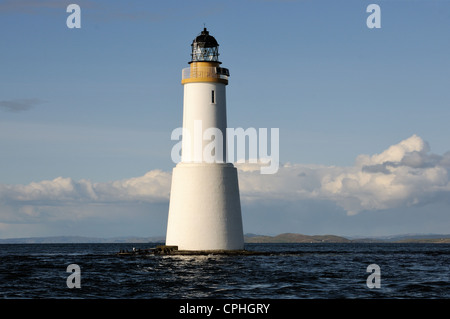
1 134 449 238
238 134 450 216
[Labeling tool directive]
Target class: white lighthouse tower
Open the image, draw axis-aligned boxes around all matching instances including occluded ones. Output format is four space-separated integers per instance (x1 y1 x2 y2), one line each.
165 28 244 251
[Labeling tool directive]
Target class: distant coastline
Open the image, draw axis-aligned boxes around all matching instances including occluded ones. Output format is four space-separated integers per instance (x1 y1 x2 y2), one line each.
1 233 449 244
244 233 450 244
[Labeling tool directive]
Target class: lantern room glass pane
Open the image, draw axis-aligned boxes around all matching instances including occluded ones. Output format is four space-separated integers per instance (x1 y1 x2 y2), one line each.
191 45 219 62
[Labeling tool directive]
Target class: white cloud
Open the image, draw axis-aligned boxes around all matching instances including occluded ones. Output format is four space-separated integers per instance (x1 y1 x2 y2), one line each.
94 170 172 202
0 170 171 206
236 135 450 215
0 170 172 237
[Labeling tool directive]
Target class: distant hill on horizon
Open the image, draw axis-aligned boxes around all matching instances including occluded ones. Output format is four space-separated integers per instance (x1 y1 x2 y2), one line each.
245 233 450 243
244 233 352 243
0 235 165 244
1 233 450 244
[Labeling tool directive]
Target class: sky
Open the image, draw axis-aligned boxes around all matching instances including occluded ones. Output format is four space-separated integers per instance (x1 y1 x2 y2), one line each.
1 0 450 239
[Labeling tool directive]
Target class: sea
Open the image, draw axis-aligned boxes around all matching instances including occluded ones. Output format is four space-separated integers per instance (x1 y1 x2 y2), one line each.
0 242 448 300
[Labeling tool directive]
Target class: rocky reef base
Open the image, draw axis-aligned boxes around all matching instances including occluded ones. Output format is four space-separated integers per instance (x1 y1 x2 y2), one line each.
116 245 278 256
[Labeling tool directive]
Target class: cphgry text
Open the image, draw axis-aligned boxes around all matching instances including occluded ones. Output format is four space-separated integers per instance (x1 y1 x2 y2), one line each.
179 303 270 316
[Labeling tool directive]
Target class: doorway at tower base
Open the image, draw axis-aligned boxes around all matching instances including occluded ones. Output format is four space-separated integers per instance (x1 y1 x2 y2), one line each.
166 162 244 251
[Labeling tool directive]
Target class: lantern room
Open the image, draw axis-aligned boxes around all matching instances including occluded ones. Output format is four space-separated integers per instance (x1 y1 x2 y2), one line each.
190 27 220 63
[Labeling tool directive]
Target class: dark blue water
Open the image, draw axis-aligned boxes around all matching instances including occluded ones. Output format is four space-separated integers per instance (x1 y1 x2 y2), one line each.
0 243 448 299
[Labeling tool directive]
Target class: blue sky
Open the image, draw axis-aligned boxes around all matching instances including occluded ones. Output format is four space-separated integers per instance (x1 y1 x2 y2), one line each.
1 0 450 239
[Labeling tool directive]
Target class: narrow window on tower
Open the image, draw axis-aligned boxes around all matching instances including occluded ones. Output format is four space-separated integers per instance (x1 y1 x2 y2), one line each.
211 90 216 104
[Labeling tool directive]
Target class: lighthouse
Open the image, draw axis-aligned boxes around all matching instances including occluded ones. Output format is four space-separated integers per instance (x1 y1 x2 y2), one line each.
165 28 244 251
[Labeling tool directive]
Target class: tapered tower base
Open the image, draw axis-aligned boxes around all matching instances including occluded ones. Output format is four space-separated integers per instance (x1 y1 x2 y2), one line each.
165 163 244 251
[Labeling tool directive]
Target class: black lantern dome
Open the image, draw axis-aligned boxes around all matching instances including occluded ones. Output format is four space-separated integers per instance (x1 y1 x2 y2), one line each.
190 28 220 63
